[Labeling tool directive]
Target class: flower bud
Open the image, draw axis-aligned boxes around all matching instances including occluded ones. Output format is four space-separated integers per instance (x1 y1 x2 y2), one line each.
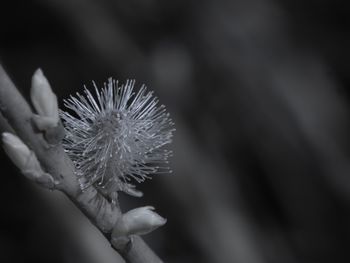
112 206 167 238
2 132 57 189
31 68 59 128
2 132 31 171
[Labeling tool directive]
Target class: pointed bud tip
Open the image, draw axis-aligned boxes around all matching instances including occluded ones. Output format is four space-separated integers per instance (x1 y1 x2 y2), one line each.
31 68 59 125
32 68 46 85
2 132 21 145
2 133 11 146
112 206 167 237
34 68 43 76
2 132 11 141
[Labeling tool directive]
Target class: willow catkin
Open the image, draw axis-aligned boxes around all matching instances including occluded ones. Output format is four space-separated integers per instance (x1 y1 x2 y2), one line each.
60 79 174 201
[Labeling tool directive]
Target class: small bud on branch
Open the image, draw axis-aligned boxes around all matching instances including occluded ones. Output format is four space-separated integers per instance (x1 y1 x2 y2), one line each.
111 206 166 249
2 132 56 189
31 68 59 130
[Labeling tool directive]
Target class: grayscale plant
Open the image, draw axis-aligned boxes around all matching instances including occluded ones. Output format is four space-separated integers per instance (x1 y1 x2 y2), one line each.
0 66 173 262
60 79 175 201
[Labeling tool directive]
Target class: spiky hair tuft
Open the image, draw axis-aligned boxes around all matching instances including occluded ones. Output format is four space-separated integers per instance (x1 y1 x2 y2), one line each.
60 79 174 198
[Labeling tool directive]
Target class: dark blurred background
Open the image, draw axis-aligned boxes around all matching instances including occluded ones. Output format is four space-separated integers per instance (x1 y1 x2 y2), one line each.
1 0 350 262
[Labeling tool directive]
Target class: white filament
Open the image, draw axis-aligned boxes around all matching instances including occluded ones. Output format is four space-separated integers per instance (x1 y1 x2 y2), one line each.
60 79 174 198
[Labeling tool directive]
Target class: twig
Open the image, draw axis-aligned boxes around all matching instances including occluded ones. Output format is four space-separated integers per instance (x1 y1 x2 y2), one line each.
0 64 163 263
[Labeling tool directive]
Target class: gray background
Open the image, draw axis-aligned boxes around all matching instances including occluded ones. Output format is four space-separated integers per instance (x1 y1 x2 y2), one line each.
1 0 350 262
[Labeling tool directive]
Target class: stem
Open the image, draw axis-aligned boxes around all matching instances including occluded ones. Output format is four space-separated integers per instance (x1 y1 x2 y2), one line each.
0 64 163 263
121 236 163 263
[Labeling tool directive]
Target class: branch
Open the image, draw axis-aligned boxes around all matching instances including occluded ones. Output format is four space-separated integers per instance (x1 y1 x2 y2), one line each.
0 64 163 263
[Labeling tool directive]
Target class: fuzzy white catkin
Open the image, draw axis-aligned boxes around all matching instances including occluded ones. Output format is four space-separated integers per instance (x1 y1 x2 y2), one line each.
60 79 175 200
